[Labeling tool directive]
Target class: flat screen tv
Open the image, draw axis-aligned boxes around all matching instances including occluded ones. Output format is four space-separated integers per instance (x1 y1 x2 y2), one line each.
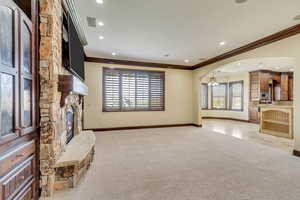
63 14 85 81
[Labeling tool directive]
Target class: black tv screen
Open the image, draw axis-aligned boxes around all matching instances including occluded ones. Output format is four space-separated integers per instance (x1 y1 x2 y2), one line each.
68 16 85 80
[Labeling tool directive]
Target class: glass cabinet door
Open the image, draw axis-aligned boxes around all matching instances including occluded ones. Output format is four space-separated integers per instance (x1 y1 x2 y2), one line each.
20 15 35 135
0 4 19 143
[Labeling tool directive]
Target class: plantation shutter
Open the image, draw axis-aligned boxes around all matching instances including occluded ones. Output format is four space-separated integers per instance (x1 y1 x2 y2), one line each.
103 68 165 111
150 72 165 110
103 69 121 111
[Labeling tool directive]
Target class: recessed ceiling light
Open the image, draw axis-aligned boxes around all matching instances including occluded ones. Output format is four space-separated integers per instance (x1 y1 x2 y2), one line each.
99 35 104 40
237 63 241 66
98 21 104 26
289 68 294 72
275 66 280 70
294 15 300 20
219 41 226 46
235 0 247 4
96 0 103 4
112 52 116 56
184 59 189 63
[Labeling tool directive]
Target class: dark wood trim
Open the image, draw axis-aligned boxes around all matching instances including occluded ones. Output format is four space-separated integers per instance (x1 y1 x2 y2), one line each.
85 24 300 71
84 123 202 132
293 150 300 157
85 57 192 70
192 124 202 128
58 75 88 107
32 0 40 198
202 117 251 123
192 24 300 70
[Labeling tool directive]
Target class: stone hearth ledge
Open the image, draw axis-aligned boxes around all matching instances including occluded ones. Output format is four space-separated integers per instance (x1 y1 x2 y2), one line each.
54 131 96 191
55 131 96 167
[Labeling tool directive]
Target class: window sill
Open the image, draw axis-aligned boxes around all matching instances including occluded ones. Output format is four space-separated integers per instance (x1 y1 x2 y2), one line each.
202 108 244 112
103 109 165 112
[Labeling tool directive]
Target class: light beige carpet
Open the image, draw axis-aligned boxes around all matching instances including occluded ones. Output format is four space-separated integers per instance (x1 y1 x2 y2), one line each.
53 126 300 200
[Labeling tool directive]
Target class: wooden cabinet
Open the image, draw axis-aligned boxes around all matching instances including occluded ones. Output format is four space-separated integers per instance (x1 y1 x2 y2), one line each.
0 155 36 200
12 178 35 200
259 71 271 96
249 102 260 123
260 106 293 139
0 1 38 199
250 71 260 101
249 107 260 123
280 73 289 101
249 71 293 123
289 77 293 100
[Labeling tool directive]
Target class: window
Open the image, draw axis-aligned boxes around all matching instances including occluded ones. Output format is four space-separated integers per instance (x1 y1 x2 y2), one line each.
201 83 208 109
211 83 227 110
229 81 244 111
103 68 165 112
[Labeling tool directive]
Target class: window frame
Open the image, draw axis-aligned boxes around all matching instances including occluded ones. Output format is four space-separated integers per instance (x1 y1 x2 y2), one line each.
102 67 165 112
201 83 208 109
229 80 244 111
211 82 228 110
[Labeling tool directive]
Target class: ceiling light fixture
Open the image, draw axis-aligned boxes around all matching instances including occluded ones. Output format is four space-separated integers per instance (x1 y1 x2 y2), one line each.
219 41 226 46
112 52 116 56
289 68 294 72
99 35 104 40
237 63 241 66
275 66 280 70
96 0 103 4
184 59 189 63
98 21 104 26
208 72 219 86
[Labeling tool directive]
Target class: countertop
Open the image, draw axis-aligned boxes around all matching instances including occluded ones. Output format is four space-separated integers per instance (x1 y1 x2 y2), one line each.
258 104 294 109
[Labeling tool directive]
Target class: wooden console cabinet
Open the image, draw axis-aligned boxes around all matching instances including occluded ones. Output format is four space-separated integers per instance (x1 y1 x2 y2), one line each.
0 1 39 199
260 105 293 139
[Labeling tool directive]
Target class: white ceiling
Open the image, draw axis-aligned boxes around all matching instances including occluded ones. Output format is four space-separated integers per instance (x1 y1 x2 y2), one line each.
75 0 300 66
210 57 295 77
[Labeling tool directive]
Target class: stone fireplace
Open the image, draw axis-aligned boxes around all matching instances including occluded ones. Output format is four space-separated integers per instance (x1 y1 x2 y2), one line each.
39 0 94 198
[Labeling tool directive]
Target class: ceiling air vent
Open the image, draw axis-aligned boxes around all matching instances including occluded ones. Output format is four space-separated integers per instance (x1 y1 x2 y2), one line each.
87 17 97 27
235 0 247 3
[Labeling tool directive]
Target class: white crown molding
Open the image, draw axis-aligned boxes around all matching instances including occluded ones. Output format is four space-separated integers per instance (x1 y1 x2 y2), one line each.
63 0 88 46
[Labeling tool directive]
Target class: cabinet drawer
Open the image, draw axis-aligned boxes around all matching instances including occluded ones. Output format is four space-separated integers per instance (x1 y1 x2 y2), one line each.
12 178 35 200
0 140 35 177
0 155 35 200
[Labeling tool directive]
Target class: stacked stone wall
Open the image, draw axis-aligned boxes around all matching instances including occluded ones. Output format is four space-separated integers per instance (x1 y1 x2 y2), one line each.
39 0 83 197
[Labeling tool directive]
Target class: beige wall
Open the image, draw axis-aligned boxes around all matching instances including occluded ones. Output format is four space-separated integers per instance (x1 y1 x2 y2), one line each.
84 62 194 129
201 72 249 121
193 34 300 151
84 34 300 151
